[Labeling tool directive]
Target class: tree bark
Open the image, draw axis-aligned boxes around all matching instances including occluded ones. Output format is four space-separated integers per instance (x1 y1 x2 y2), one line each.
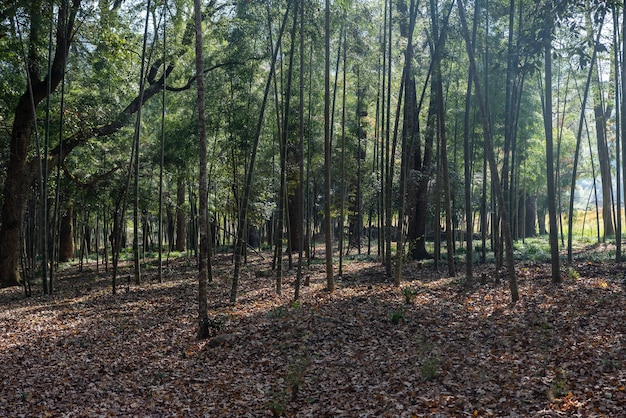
59 204 74 262
0 0 80 288
194 0 210 339
544 25 561 284
457 0 519 301
324 0 334 291
175 174 186 252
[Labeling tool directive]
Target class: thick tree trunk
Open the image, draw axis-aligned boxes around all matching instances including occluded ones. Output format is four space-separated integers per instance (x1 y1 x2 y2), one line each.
59 205 75 262
0 0 80 288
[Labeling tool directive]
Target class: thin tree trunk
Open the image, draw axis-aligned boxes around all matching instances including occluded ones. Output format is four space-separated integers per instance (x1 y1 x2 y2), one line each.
295 0 305 300
463 0 479 287
543 19 561 284
621 0 626 257
430 0 455 277
231 2 292 303
384 0 393 278
194 0 210 339
613 3 621 261
131 0 152 286
339 26 347 278
393 0 417 286
158 6 167 283
457 0 519 301
324 0 334 292
276 0 299 295
567 17 603 262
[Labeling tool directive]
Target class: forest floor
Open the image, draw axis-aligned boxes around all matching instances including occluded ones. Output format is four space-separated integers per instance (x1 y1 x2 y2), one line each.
1 244 625 417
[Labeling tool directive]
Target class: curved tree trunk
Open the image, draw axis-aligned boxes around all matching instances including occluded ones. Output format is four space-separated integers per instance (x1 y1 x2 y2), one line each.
0 0 80 288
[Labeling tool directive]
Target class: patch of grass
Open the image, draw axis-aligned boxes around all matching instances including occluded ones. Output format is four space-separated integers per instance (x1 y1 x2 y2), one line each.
551 368 568 398
601 358 620 373
268 305 288 319
402 287 417 304
415 336 440 381
515 238 550 261
566 267 579 280
390 307 406 325
344 253 380 263
420 356 440 381
287 357 311 400
267 357 311 416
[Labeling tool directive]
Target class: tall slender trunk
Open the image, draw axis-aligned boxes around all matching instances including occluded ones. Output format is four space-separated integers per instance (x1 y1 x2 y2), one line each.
384 0 393 278
588 6 613 239
277 0 299 295
194 0 211 339
132 0 153 286
567 16 603 262
294 0 305 300
394 0 418 286
158 6 167 283
544 20 561 284
339 26 347 278
324 0 334 291
457 0 519 301
621 0 626 256
430 0 455 277
231 2 292 303
613 3 621 261
463 0 479 286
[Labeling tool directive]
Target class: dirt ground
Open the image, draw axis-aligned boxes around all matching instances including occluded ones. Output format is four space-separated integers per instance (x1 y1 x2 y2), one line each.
1 246 625 417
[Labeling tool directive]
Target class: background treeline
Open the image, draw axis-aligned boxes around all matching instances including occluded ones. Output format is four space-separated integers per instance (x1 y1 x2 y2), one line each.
0 0 624 305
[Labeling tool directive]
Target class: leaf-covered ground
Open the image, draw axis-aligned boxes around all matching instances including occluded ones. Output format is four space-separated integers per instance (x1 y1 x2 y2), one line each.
1 248 625 417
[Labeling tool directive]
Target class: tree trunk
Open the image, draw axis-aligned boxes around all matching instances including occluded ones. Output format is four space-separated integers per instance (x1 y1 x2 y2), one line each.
59 204 74 262
457 0 519 302
194 0 210 339
622 0 626 257
276 1 299 294
231 2 292 303
463 0 479 286
544 31 561 284
324 0 334 291
588 4 613 238
0 0 80 288
175 174 186 252
525 194 537 238
408 86 435 261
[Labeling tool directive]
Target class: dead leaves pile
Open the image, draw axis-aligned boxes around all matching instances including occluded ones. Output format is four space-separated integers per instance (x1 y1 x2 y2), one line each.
0 256 624 417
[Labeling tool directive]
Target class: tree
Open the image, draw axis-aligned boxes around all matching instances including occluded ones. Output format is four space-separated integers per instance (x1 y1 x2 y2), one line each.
543 11 560 284
231 1 292 303
457 0 519 302
0 0 81 288
194 0 210 339
324 0 334 292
